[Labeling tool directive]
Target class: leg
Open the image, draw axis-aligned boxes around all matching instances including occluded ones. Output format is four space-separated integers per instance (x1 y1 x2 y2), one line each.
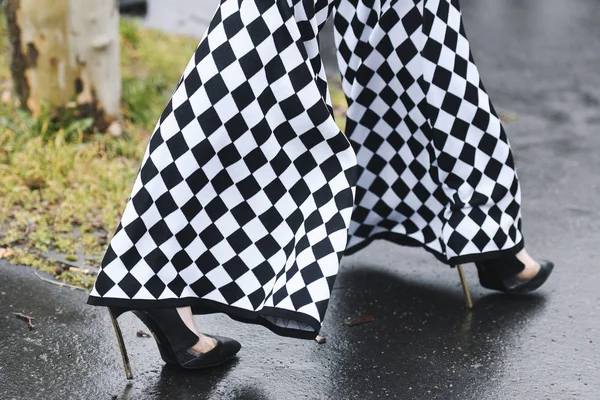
89 0 357 343
335 0 525 263
515 249 540 279
177 307 216 354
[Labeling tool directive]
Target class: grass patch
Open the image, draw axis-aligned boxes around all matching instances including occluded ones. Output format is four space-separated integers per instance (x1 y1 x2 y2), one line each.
0 18 200 287
0 17 349 288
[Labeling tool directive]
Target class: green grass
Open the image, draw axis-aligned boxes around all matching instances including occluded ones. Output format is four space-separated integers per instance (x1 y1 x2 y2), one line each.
0 19 201 287
0 17 349 288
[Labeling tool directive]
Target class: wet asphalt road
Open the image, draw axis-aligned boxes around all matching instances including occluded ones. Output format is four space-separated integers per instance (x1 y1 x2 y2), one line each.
2 0 600 399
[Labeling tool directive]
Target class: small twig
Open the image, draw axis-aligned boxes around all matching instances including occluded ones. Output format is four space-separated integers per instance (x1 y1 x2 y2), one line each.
37 250 100 274
34 271 86 291
13 312 35 330
3 236 26 248
66 266 95 275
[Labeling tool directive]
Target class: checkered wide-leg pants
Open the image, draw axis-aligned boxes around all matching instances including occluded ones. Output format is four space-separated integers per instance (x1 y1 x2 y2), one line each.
88 0 524 338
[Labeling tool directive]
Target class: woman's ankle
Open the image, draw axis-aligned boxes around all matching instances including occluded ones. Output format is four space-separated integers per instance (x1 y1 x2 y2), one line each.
192 334 217 354
176 307 217 354
515 249 541 280
176 307 199 335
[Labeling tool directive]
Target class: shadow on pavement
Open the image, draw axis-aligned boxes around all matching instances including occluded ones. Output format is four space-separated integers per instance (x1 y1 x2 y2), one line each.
321 265 548 399
124 264 549 400
0 257 556 400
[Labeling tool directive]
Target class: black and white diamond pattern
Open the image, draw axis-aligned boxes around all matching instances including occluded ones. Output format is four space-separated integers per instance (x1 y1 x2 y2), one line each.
335 0 523 262
89 0 524 337
90 0 357 335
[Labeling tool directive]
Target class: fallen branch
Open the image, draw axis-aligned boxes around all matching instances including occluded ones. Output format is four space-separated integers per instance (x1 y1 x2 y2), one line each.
13 312 35 330
34 271 86 291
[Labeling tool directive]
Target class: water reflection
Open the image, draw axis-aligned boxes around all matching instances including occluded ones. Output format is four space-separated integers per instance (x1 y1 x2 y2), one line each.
324 266 548 399
148 359 240 399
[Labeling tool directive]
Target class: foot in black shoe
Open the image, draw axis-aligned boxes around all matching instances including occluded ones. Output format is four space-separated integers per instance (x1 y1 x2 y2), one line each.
111 307 242 371
176 334 242 369
506 260 554 294
476 253 555 294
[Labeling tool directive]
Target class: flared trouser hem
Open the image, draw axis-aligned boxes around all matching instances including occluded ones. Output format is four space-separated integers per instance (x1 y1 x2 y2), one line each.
87 0 527 340
87 296 321 340
344 232 525 265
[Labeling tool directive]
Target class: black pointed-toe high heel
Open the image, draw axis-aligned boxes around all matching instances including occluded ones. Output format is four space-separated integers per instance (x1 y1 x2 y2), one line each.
453 255 555 310
475 255 555 294
107 307 241 379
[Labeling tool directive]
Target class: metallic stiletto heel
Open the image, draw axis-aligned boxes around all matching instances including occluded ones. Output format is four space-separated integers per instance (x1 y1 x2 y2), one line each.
106 307 241 375
456 264 473 309
108 308 133 380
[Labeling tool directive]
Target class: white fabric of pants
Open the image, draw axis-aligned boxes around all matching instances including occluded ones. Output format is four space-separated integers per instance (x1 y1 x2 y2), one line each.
88 0 524 338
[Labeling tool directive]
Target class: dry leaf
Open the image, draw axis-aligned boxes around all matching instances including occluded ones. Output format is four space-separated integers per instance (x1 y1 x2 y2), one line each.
0 248 15 259
344 315 375 327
